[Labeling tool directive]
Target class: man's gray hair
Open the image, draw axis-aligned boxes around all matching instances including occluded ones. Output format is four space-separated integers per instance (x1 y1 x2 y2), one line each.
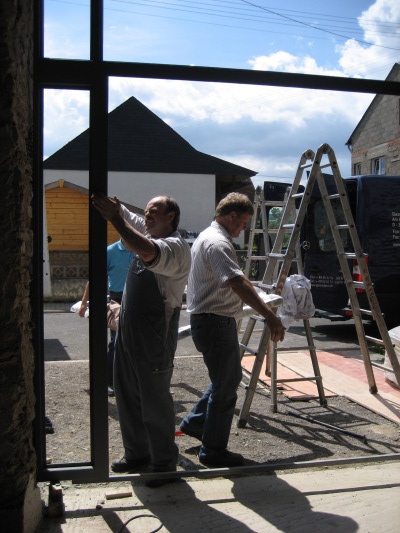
164 196 180 231
215 192 254 217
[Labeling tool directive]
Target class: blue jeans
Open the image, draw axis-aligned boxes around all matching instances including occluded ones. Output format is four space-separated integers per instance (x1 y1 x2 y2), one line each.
181 314 242 456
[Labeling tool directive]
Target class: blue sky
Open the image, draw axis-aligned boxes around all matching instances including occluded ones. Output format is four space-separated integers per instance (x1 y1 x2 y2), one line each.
43 0 400 186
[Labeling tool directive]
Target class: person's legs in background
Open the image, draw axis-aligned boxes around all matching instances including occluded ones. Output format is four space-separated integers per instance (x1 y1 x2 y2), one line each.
107 329 116 396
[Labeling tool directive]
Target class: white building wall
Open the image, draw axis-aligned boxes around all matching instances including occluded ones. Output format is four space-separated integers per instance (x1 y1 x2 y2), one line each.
43 169 216 233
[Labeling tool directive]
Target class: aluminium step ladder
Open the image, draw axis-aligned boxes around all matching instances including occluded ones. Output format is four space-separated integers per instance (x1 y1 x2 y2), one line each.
238 149 327 425
238 144 400 425
307 144 400 392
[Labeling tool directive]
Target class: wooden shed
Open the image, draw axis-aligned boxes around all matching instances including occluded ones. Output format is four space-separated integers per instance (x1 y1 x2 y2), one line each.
44 179 143 299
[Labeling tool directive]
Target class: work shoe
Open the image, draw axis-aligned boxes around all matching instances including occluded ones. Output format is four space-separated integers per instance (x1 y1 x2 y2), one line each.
199 450 244 468
145 467 179 488
111 455 150 473
179 423 202 442
45 415 55 434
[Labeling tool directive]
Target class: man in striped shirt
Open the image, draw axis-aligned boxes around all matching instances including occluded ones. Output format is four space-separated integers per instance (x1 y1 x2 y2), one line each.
180 192 285 468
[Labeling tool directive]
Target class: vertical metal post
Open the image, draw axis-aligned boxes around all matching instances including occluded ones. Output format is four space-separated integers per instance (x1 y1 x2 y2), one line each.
88 0 110 480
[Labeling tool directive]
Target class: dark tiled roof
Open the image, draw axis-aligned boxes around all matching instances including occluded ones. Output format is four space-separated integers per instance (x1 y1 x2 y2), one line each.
43 96 256 180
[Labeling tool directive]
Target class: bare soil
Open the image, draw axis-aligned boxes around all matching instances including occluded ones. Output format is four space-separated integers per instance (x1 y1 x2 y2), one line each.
44 355 400 472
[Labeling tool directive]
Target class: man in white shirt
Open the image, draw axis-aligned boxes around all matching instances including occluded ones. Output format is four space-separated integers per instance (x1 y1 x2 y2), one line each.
180 192 285 468
92 193 191 483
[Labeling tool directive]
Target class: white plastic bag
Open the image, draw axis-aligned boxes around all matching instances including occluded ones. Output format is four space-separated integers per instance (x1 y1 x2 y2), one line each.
279 275 315 329
70 300 89 317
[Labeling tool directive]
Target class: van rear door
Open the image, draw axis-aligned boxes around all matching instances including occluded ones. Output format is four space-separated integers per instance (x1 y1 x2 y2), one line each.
303 175 352 318
354 176 400 326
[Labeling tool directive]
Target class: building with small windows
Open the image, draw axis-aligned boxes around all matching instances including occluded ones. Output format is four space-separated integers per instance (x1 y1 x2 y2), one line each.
346 63 400 176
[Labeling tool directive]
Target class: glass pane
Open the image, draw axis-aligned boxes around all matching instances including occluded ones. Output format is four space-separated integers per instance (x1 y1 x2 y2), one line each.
108 77 367 194
103 1 400 80
43 89 91 464
44 0 90 59
314 199 347 252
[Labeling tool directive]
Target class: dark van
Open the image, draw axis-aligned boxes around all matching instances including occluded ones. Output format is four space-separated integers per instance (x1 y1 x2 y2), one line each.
302 175 400 327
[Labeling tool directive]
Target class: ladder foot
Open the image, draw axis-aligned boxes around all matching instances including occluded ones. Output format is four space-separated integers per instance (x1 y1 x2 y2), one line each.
270 405 278 413
237 419 247 429
320 400 328 407
369 385 378 394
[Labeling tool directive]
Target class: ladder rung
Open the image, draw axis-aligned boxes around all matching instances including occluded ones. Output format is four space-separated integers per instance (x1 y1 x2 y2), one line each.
258 283 276 291
268 253 285 259
334 224 349 230
300 163 313 169
277 346 316 352
291 193 304 199
372 362 393 372
351 281 365 289
249 314 265 322
268 228 294 234
247 256 267 261
239 344 258 355
341 252 366 260
282 224 295 229
365 335 384 346
326 193 340 200
320 163 331 169
276 376 320 383
264 201 286 207
360 309 373 316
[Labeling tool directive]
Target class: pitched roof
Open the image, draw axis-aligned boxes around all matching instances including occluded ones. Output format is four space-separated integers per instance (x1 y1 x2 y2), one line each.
346 63 400 146
43 96 257 180
44 180 144 216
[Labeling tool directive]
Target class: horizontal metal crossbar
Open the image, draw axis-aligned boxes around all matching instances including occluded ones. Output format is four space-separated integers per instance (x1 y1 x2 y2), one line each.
276 376 320 383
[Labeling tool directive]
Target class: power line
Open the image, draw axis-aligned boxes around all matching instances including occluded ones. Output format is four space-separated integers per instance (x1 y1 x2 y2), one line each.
50 1 400 47
240 0 400 51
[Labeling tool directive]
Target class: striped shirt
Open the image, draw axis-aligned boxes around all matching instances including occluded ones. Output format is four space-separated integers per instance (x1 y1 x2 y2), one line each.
187 221 244 317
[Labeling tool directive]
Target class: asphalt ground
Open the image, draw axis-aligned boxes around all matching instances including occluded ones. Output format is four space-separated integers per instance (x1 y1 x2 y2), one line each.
44 303 385 363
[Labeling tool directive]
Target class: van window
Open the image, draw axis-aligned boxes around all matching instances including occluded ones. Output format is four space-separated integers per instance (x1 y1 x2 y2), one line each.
313 199 347 251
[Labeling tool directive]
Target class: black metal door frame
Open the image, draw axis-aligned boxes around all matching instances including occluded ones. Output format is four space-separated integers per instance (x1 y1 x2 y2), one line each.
32 0 400 483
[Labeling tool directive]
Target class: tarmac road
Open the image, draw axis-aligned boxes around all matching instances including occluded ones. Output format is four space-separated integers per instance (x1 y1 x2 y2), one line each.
43 302 385 363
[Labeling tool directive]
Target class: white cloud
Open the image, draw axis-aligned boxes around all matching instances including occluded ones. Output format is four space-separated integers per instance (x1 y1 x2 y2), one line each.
43 90 90 159
43 0 398 183
338 0 400 78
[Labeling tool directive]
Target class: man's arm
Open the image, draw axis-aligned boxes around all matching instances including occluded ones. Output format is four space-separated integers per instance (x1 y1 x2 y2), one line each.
79 281 89 317
228 275 285 342
91 193 157 263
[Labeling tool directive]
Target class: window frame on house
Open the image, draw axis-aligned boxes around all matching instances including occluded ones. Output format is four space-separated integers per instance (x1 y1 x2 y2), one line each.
371 156 385 175
33 0 400 484
354 163 362 175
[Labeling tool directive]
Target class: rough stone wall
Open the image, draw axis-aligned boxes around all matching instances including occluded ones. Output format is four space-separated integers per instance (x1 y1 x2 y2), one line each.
0 1 42 531
351 93 400 175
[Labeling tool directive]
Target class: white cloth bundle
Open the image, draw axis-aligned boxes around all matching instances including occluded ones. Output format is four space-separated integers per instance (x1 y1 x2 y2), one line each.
279 274 315 329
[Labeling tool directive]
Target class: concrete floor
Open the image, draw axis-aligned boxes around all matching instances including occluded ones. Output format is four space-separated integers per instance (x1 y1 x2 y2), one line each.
37 461 400 532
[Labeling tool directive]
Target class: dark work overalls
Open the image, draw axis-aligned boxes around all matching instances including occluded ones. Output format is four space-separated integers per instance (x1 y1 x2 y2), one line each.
114 256 180 470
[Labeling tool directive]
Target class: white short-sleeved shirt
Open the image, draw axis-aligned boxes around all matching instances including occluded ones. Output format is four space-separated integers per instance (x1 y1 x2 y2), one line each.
121 205 191 309
187 221 244 317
